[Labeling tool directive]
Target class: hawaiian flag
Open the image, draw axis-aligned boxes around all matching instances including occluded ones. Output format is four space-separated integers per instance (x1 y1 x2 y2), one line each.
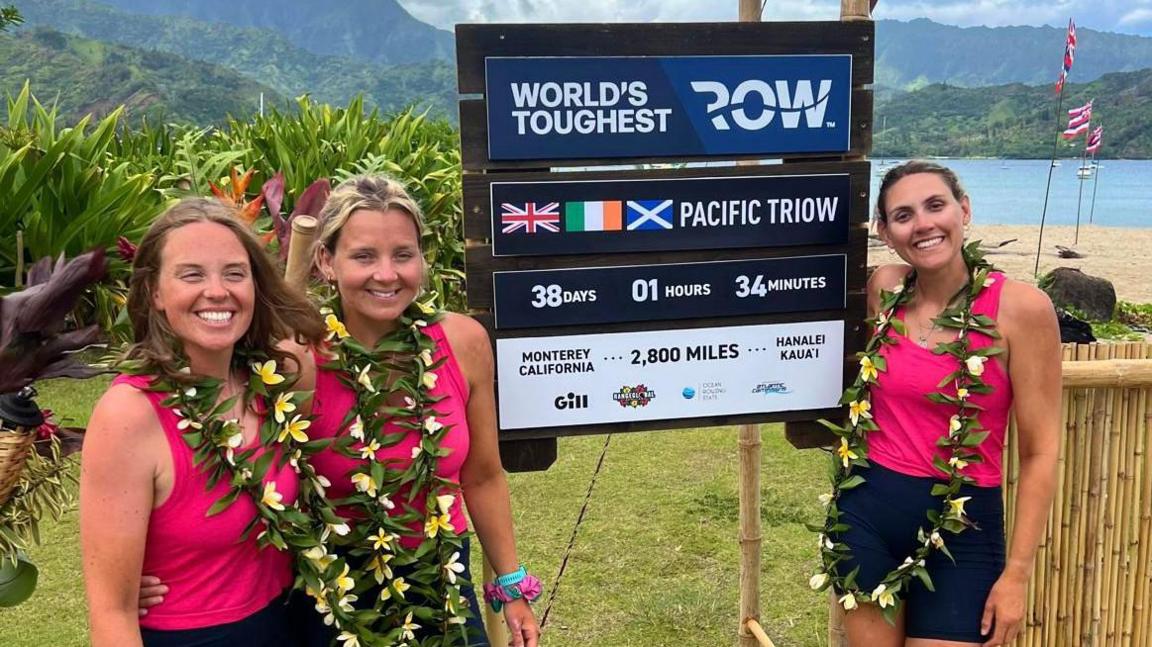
1062 100 1092 139
1085 126 1103 154
500 202 561 234
1056 18 1076 92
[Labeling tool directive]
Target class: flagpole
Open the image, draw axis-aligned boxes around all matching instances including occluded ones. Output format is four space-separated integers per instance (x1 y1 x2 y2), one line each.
1033 88 1065 275
1074 135 1088 245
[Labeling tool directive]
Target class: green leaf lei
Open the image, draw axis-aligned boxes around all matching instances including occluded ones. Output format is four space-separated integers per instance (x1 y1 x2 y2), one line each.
311 290 474 647
811 242 1002 621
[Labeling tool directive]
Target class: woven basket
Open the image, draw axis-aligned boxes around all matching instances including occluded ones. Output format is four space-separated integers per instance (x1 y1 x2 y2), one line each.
0 428 35 508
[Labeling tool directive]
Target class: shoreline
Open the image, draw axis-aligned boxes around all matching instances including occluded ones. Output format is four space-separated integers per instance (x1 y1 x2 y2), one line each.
867 224 1152 303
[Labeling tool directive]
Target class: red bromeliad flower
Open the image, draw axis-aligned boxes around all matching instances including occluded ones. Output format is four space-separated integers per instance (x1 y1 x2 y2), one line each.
116 236 137 263
36 409 60 441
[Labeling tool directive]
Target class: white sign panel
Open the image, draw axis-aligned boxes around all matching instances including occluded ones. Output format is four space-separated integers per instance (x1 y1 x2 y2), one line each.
496 320 844 430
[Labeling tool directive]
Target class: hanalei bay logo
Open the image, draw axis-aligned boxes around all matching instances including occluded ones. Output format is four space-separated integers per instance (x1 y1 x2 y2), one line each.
752 381 792 395
613 384 656 408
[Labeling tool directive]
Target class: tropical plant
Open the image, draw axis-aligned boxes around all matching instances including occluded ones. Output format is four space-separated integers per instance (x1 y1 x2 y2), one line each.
0 5 20 32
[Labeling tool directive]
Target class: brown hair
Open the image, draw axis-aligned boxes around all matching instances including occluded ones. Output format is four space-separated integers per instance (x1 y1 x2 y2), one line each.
875 160 967 223
124 198 324 384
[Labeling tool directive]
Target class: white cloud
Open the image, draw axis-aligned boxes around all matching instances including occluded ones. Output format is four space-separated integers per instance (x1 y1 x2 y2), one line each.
398 0 1152 36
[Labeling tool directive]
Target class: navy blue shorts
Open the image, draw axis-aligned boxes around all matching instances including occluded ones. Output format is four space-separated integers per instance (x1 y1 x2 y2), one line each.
141 589 292 647
834 462 1006 643
291 538 489 647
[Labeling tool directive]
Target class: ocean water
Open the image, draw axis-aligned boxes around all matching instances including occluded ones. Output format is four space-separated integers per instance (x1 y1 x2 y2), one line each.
868 159 1152 228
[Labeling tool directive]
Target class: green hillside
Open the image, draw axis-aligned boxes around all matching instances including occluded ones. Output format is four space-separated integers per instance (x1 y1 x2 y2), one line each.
874 68 1152 159
0 27 283 124
15 0 457 119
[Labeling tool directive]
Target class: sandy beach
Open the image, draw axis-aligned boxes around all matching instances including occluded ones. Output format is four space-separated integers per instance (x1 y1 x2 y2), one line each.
867 224 1152 304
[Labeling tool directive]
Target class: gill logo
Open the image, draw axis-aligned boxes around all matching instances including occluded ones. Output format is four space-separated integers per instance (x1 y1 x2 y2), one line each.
689 79 834 131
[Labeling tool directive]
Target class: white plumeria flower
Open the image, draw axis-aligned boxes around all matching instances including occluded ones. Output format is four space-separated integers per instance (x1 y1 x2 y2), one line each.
351 472 378 497
356 364 376 392
423 416 444 435
348 415 365 441
809 573 828 590
419 348 434 367
443 551 466 584
335 564 355 593
930 531 945 549
173 409 203 430
400 612 420 641
411 445 422 459
949 455 969 470
261 482 285 511
872 584 895 608
184 386 197 397
818 534 834 550
949 415 963 437
948 496 972 519
316 474 331 488
957 387 970 399
839 593 858 610
378 494 396 510
336 632 360 647
336 594 358 613
965 355 987 377
436 494 455 515
422 371 438 390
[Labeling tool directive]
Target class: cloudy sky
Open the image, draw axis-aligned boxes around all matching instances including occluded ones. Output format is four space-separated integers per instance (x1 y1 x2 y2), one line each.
397 1 1152 37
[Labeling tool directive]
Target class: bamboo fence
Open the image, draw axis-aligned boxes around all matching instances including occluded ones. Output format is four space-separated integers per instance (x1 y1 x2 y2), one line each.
829 342 1152 646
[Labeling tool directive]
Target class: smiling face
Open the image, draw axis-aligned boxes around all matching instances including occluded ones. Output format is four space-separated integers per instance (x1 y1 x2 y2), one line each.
318 208 424 339
877 172 971 273
150 221 255 366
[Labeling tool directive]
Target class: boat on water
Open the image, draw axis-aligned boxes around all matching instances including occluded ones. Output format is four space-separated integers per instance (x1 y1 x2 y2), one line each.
1052 160 1062 167
1077 166 1093 179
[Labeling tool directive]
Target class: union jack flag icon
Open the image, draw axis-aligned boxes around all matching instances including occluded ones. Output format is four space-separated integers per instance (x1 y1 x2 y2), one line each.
500 202 561 234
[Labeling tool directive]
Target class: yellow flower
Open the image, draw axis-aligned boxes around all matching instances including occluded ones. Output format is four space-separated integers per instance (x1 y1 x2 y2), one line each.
419 348 435 367
335 564 355 593
948 496 972 519
278 415 311 443
400 611 420 641
424 513 454 538
443 551 466 584
839 593 858 610
837 438 858 469
948 415 962 437
359 439 381 461
859 356 878 382
381 577 411 601
809 573 828 590
252 360 285 385
416 299 436 315
957 387 969 399
303 546 336 568
351 473 378 497
848 399 872 427
273 392 296 424
336 631 360 647
368 553 394 584
949 456 969 470
324 313 349 340
369 528 397 551
261 482 285 511
422 371 438 390
356 364 376 392
965 355 986 377
871 584 895 608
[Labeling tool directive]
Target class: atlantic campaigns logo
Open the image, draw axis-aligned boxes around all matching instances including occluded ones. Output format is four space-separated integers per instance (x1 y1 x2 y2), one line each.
690 79 834 131
613 384 656 408
752 381 792 395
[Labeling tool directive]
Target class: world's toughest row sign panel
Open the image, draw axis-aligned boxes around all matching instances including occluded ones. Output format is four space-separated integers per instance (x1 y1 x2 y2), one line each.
496 320 845 430
492 255 847 329
489 172 851 257
485 55 852 160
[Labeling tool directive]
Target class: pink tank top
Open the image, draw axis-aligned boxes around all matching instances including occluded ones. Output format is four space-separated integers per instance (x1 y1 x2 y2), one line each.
310 321 471 548
111 374 297 630
869 272 1013 487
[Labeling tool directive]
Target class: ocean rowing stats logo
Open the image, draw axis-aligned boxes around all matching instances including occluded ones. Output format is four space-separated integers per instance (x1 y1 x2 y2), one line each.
613 384 656 408
690 79 834 131
503 200 673 234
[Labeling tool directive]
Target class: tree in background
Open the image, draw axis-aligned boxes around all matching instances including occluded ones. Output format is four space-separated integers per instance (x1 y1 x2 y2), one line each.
0 5 22 32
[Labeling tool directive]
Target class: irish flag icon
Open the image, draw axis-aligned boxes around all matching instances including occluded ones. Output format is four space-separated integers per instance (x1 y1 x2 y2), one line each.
565 201 622 232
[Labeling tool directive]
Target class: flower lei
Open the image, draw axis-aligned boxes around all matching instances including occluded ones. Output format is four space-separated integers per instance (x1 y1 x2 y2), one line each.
811 242 1002 620
308 290 475 646
120 353 351 624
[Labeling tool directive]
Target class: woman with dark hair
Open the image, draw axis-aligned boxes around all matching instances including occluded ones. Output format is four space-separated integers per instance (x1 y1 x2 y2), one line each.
816 161 1061 647
81 198 324 647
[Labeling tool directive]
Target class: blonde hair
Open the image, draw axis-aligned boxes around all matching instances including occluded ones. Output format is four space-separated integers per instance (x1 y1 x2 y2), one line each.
124 198 324 384
315 175 426 256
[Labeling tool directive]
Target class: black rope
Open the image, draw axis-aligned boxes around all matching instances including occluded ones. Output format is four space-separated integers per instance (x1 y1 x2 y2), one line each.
539 433 612 629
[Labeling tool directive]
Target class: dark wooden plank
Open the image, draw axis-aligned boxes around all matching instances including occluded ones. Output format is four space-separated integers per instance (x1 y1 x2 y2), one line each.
499 437 558 472
462 160 871 241
460 89 873 171
785 420 838 449
455 22 875 93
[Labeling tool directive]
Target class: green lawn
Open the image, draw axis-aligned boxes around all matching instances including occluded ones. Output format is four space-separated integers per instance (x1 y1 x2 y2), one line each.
2 378 832 646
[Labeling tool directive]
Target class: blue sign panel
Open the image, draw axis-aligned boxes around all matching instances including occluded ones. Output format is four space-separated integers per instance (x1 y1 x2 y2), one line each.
492 255 847 329
490 173 851 257
485 55 853 161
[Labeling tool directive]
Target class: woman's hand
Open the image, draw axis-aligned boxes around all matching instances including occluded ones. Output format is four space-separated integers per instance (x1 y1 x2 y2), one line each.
138 575 168 616
980 573 1026 646
503 599 541 647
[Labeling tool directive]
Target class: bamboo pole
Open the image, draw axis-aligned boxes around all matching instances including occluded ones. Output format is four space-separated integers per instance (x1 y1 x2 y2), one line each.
482 557 510 646
1061 359 1152 388
738 423 763 647
745 619 777 647
14 229 23 288
284 215 318 292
